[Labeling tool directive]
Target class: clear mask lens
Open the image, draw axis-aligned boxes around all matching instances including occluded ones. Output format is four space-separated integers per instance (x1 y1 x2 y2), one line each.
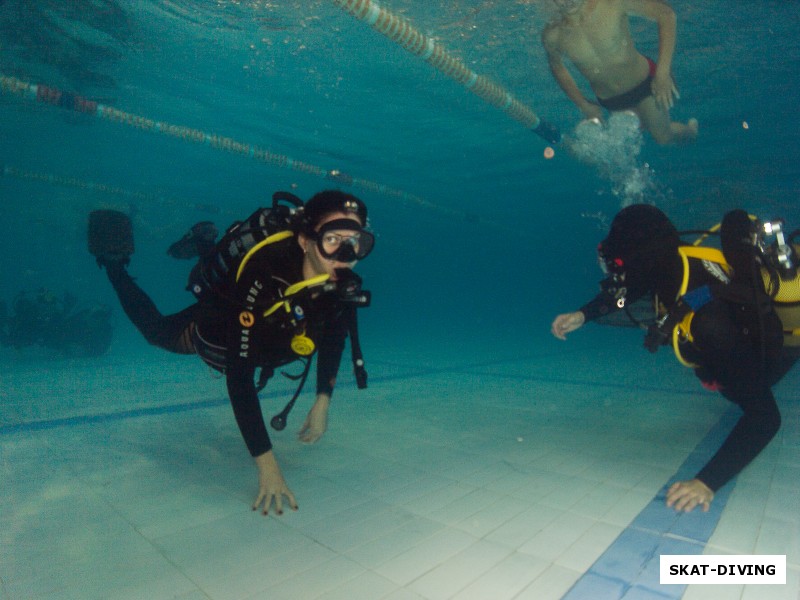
315 219 375 262
598 254 609 275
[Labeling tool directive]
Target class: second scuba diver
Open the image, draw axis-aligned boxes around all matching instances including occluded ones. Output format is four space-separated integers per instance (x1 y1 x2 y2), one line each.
0 289 113 357
88 190 375 516
551 204 800 513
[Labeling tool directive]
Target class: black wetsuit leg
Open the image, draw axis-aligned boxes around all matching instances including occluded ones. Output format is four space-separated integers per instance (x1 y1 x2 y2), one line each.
690 299 782 491
769 346 800 387
105 263 197 354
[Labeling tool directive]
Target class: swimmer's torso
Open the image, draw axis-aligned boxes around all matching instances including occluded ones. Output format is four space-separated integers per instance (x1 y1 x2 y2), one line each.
550 0 652 97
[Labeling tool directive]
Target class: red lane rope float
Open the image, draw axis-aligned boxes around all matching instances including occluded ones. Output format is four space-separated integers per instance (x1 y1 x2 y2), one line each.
330 0 561 144
1 74 474 220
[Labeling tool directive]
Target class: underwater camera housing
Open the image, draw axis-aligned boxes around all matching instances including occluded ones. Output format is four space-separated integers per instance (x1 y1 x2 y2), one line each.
759 219 798 280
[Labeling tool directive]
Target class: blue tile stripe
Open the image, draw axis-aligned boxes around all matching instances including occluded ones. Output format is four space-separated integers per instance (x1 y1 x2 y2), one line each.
0 398 228 434
562 406 741 600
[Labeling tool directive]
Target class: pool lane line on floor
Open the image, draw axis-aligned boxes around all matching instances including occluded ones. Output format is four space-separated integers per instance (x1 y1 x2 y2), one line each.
561 405 740 600
1 361 702 435
344 351 704 397
0 352 701 434
0 398 228 435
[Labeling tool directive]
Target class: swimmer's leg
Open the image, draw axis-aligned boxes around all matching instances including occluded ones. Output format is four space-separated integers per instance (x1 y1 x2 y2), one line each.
635 97 698 144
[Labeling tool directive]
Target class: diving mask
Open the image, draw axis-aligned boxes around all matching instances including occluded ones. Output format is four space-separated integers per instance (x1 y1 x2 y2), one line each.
313 218 375 263
597 242 625 276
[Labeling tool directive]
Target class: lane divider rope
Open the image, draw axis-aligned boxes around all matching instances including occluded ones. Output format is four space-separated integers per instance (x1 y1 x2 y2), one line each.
330 0 561 144
1 73 477 221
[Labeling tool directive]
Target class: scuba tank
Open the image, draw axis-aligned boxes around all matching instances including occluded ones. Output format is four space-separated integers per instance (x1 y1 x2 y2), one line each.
759 220 800 345
649 212 800 367
187 191 304 302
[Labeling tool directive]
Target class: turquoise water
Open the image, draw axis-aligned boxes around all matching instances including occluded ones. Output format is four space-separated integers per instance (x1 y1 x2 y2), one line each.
2 0 797 346
1 2 798 599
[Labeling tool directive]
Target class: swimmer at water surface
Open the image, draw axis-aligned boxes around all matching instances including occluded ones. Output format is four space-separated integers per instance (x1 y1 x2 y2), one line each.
542 0 698 145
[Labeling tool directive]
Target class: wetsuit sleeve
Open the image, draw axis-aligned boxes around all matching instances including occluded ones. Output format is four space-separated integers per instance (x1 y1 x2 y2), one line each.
226 363 272 457
580 276 649 322
579 292 621 321
223 253 280 457
695 383 781 492
315 304 351 397
690 299 783 491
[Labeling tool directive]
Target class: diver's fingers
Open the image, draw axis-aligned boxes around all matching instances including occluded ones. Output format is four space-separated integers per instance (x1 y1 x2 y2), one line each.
665 481 686 509
252 492 264 512
668 489 691 511
285 489 299 512
550 318 568 340
657 90 673 110
676 496 697 512
262 491 277 516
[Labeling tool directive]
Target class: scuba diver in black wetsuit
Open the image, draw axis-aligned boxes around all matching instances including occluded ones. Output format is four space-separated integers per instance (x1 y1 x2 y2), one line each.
551 204 800 513
88 190 375 516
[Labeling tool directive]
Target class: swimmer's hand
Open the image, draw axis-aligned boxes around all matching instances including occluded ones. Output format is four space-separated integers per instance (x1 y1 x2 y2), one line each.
580 102 604 122
551 311 585 340
298 393 329 444
253 451 298 516
666 478 714 513
652 72 679 110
